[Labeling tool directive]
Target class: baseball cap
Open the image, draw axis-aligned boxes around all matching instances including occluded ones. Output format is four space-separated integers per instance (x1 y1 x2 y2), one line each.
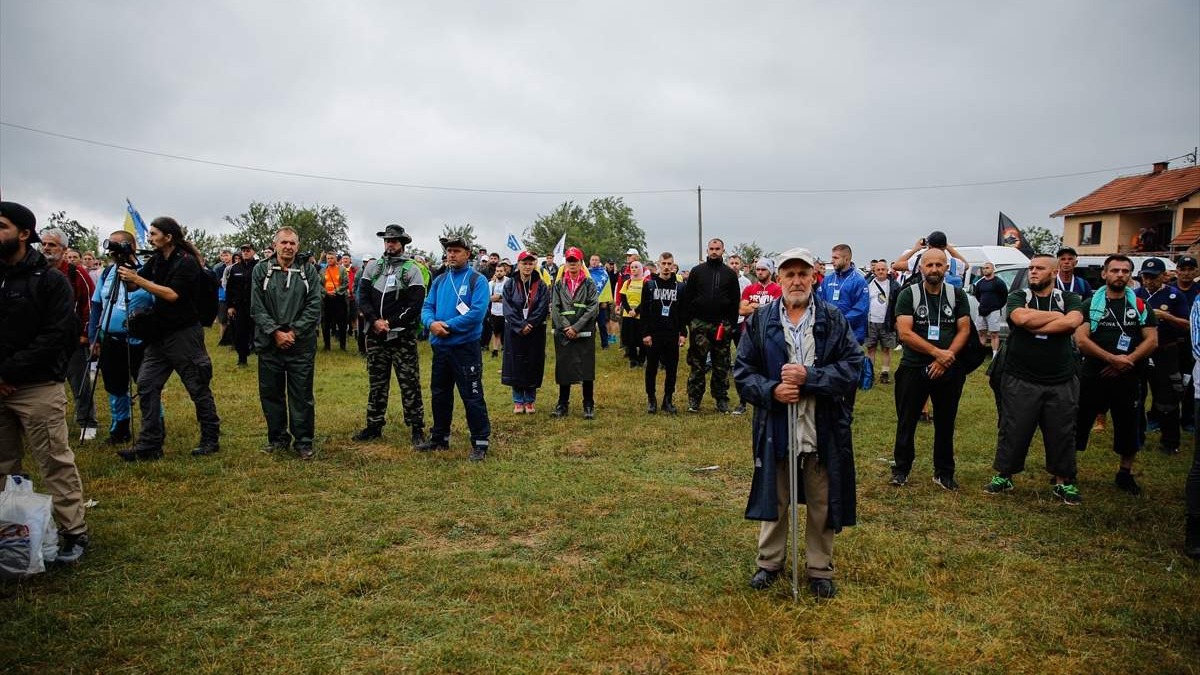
1056 247 1078 257
625 248 639 256
775 248 817 269
0 201 39 244
1140 257 1167 276
565 246 585 262
516 250 537 261
1177 255 1198 269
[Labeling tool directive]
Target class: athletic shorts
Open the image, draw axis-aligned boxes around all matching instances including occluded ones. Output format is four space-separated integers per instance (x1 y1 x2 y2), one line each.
976 309 1002 333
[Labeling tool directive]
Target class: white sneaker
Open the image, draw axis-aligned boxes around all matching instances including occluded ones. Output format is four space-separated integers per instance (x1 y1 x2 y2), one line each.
81 426 98 441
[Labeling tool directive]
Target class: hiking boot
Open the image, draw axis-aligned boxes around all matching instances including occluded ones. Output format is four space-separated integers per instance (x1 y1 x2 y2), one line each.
1115 471 1142 496
716 400 731 414
411 428 426 447
661 400 678 415
932 474 959 491
749 567 779 590
1053 482 1082 506
469 445 487 462
582 404 595 420
879 371 890 385
352 425 383 442
191 442 220 457
687 400 701 413
551 403 568 418
808 577 837 599
117 447 163 462
984 475 1014 495
889 470 908 487
731 404 747 415
55 531 90 564
415 437 450 452
647 396 658 414
262 441 289 454
1186 517 1200 560
296 445 315 460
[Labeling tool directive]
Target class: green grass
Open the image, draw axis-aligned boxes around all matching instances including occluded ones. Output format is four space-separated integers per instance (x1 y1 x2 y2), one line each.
2 330 1198 674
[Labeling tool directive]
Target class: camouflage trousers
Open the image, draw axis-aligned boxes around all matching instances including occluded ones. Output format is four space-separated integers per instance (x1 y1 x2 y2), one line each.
686 319 732 404
365 330 424 430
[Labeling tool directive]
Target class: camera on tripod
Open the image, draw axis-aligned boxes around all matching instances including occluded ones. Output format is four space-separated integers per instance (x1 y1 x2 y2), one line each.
104 238 138 267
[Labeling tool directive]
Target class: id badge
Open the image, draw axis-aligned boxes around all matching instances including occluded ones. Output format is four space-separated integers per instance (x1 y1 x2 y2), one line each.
661 305 670 317
384 274 397 290
1116 333 1131 352
927 324 941 341
523 308 530 320
832 289 841 301
456 300 470 315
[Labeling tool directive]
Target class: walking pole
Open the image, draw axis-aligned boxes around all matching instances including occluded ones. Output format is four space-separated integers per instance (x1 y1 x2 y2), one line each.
787 400 799 602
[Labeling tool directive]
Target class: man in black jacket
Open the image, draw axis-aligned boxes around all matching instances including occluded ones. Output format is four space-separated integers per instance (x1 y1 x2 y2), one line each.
225 243 258 365
681 238 742 413
0 201 90 563
641 252 688 414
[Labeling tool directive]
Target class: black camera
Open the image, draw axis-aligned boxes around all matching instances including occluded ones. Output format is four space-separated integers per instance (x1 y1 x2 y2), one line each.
105 239 135 256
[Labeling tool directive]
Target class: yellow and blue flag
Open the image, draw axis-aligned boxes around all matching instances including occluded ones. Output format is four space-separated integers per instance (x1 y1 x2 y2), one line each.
124 198 148 248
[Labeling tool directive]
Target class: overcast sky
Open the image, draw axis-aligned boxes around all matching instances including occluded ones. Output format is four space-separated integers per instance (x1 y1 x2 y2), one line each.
2 1 1198 263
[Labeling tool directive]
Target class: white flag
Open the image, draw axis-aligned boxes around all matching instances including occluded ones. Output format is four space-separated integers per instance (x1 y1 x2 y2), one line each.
552 232 567 266
504 226 523 257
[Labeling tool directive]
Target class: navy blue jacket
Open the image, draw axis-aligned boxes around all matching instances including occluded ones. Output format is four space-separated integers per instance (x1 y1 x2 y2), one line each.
734 296 862 530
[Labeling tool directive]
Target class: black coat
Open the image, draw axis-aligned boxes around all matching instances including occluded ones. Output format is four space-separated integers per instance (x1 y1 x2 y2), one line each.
734 297 862 530
0 248 78 385
501 273 551 390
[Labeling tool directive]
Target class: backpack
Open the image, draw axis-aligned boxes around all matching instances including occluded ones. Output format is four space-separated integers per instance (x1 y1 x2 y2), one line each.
901 284 989 375
193 263 220 327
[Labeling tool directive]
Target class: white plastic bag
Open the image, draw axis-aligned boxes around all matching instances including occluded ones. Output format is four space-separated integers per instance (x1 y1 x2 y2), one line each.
0 475 58 576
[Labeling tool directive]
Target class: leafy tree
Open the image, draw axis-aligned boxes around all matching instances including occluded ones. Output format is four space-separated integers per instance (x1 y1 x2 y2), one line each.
45 211 99 255
729 241 774 269
440 224 478 251
223 201 350 257
184 227 227 266
1023 225 1064 255
524 197 646 263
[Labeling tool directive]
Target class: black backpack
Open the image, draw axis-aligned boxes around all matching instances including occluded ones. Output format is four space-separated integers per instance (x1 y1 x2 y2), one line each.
193 264 220 327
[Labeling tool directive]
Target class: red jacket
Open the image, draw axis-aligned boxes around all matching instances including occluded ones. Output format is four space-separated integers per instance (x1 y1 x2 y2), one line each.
57 261 94 340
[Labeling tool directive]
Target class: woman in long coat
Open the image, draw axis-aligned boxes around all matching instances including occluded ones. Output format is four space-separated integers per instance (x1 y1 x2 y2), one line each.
501 251 552 414
549 246 600 419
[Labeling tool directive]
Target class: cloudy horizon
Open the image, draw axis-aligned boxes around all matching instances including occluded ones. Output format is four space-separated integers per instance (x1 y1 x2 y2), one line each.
2 1 1197 263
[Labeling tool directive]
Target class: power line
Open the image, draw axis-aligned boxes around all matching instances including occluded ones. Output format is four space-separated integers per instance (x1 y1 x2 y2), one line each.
0 120 1186 196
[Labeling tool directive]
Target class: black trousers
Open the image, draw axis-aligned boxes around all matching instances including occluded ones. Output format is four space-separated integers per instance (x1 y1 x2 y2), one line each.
893 364 965 477
993 374 1078 480
322 295 348 349
621 316 643 364
1076 372 1141 457
1141 342 1182 450
644 332 679 399
1180 340 1195 428
233 306 255 360
1188 400 1200 517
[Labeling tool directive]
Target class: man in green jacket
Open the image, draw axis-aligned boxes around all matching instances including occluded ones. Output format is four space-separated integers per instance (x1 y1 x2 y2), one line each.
252 227 323 459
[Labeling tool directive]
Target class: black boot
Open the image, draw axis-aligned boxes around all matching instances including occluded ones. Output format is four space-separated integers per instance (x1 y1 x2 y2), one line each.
1187 516 1200 560
661 398 678 415
105 419 132 445
352 425 383 441
551 402 568 418
646 395 657 414
415 436 450 452
411 427 426 447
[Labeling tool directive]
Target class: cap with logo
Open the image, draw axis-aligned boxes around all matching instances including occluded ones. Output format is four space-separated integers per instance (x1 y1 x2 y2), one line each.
565 246 585 262
1140 257 1167 276
1177 255 1198 269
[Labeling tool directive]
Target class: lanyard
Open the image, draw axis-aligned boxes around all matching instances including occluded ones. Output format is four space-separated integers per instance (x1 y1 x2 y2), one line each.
449 267 469 297
923 288 944 326
1105 298 1130 337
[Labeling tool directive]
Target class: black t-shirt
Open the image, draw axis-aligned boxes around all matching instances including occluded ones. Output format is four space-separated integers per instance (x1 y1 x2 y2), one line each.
142 248 201 333
1082 293 1157 377
1003 290 1083 384
973 276 1009 315
894 284 971 367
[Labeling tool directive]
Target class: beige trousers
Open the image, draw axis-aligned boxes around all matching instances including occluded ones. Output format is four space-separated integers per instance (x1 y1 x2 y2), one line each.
757 453 834 579
0 381 87 535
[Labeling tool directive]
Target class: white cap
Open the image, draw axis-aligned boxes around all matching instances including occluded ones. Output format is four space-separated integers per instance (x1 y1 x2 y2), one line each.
775 247 817 270
625 248 639 256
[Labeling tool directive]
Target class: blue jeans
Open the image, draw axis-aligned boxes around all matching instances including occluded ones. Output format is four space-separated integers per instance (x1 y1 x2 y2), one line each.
512 387 537 404
429 342 491 449
597 306 610 348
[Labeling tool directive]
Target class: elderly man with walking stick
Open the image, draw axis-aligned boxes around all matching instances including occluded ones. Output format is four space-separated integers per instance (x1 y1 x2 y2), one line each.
734 247 862 600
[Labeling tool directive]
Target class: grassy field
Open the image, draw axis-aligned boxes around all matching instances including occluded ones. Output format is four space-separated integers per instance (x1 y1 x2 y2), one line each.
2 328 1198 674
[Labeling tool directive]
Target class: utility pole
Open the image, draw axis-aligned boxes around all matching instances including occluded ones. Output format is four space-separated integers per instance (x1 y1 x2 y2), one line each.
697 185 703 263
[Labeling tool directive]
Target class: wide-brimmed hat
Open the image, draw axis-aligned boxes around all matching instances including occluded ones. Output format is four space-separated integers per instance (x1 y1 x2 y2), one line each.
376 224 412 244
